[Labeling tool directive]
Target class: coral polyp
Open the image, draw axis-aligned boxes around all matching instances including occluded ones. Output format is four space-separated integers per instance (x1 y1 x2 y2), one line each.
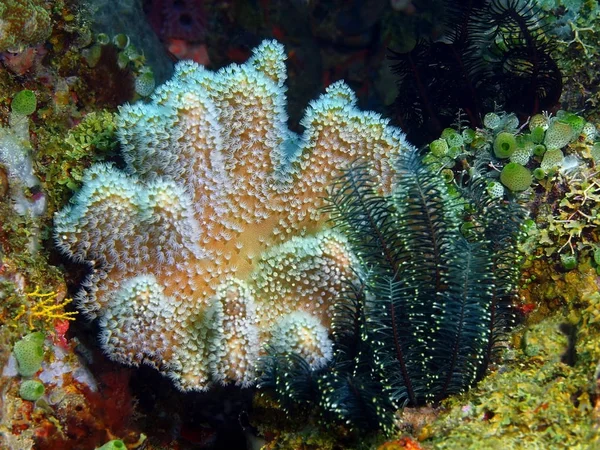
54 40 410 391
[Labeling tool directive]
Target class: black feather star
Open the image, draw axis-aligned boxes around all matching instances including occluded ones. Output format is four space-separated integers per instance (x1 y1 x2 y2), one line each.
258 147 526 434
389 0 562 146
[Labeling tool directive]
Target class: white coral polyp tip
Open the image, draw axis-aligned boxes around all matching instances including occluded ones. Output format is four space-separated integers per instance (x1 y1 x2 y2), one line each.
269 311 333 369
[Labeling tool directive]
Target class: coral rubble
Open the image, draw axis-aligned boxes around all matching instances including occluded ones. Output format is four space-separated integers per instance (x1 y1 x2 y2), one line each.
0 0 52 53
54 40 411 391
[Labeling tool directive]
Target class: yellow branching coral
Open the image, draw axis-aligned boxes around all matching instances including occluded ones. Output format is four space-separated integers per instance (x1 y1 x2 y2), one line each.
14 286 77 330
54 40 413 390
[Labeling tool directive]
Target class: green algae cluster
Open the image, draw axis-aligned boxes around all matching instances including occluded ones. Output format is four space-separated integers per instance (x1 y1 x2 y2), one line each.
36 110 118 212
424 109 600 272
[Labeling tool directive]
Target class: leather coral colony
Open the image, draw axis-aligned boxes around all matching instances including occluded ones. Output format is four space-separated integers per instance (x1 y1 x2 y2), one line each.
54 41 412 391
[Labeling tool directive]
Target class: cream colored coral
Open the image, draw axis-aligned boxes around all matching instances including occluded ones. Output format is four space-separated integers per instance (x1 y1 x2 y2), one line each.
55 40 413 390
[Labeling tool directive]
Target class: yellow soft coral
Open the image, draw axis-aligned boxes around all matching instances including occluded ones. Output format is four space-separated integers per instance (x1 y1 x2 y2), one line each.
14 286 77 330
54 40 413 390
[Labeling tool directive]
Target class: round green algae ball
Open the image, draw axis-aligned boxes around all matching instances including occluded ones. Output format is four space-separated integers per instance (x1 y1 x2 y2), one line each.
533 168 546 180
487 180 504 198
448 146 461 158
19 379 45 401
135 69 155 97
529 113 548 131
429 138 449 157
441 168 454 183
529 126 545 144
561 253 577 270
582 122 597 141
13 332 45 377
533 144 546 157
494 132 517 158
11 90 37 116
509 147 531 166
96 439 127 450
544 120 574 150
484 112 501 129
96 32 110 45
441 128 464 148
462 128 476 144
500 163 532 192
112 33 130 49
540 149 564 172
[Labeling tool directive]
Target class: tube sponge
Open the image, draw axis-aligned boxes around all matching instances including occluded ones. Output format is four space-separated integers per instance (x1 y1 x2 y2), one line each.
509 146 532 166
96 440 127 450
544 120 575 150
493 132 517 158
500 163 532 192
13 332 45 377
19 379 45 401
11 90 37 116
540 149 564 172
429 138 449 157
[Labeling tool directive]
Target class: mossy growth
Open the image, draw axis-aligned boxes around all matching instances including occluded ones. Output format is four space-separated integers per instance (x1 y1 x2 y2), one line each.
11 90 37 116
0 0 52 52
422 265 600 449
65 111 117 156
251 393 381 450
36 110 119 213
19 379 45 401
494 132 517 158
500 163 532 192
13 331 45 377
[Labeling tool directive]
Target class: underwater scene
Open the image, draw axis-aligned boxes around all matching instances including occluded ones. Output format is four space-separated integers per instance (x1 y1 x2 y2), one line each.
1 0 600 449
